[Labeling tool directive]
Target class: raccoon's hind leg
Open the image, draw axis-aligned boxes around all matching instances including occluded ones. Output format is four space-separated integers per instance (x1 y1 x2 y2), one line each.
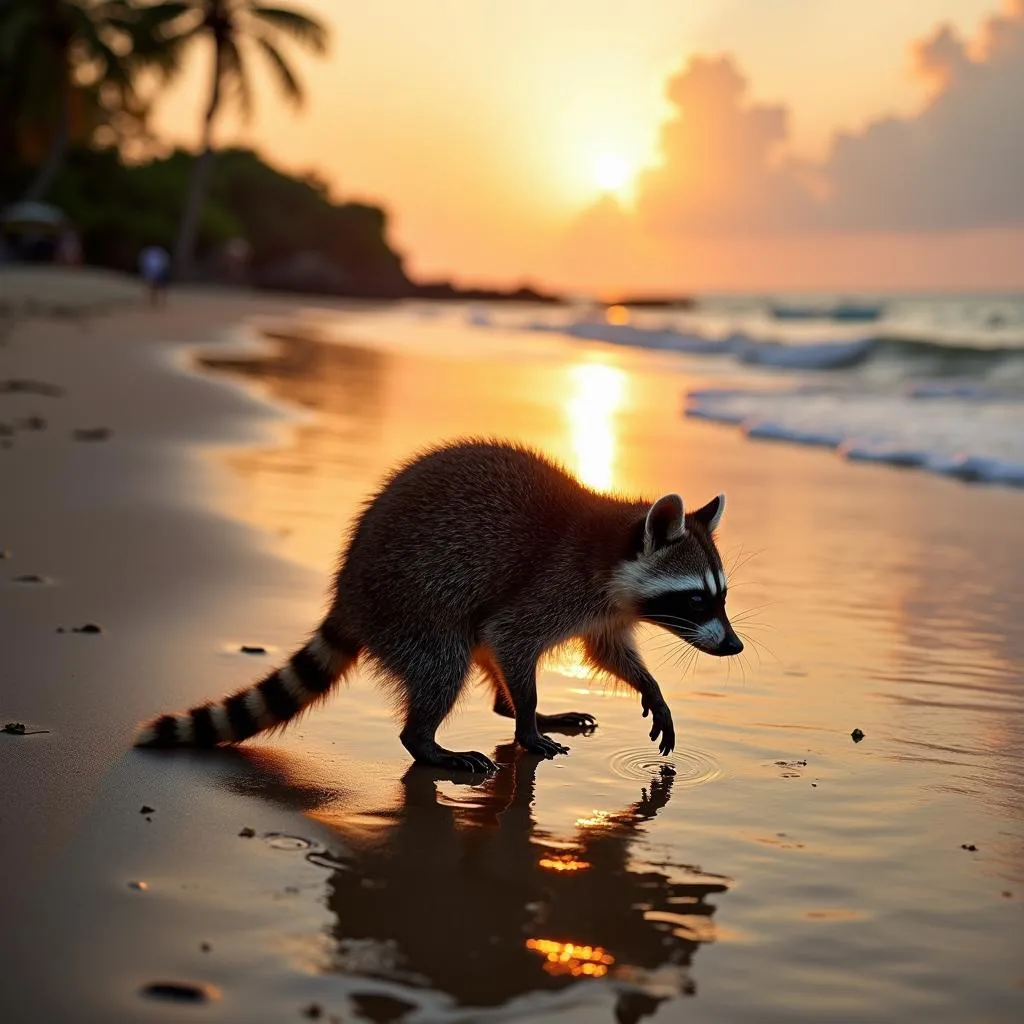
391 636 497 774
479 650 596 735
481 638 570 759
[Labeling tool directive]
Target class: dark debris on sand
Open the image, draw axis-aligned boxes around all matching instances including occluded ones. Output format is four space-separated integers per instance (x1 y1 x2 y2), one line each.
0 378 65 397
140 981 216 1004
961 843 978 852
140 805 155 815
71 623 103 633
13 573 49 584
851 728 865 743
238 827 256 838
240 644 267 655
72 427 112 442
2 721 50 736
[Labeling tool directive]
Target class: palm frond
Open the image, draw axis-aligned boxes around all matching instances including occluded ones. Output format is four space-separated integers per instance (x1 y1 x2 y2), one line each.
253 32 303 107
219 35 254 120
250 5 328 54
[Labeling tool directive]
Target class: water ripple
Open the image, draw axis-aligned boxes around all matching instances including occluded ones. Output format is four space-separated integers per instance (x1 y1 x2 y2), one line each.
608 746 722 787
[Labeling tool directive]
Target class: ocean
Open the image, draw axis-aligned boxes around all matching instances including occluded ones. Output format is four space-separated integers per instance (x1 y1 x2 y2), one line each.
456 293 1024 487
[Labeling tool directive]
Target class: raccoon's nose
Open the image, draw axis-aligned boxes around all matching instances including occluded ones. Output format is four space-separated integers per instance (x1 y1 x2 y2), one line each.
718 632 744 656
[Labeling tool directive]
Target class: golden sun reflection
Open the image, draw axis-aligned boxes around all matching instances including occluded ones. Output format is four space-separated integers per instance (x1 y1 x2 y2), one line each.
564 361 627 492
525 938 615 978
538 854 591 872
574 810 614 829
605 304 630 325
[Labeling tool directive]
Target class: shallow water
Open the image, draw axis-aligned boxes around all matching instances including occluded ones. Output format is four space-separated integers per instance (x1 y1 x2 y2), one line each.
175 304 1024 1021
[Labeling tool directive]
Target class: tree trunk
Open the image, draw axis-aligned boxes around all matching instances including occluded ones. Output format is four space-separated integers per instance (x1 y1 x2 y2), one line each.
23 93 70 203
173 38 223 280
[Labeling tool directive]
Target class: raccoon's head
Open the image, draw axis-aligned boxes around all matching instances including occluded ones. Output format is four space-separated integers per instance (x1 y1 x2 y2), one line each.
613 493 743 657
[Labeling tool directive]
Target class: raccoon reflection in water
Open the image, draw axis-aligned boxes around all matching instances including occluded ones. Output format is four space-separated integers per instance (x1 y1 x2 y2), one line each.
137 441 743 773
231 742 732 1015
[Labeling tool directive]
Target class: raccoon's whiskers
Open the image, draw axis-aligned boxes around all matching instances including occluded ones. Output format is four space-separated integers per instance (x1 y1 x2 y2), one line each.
735 630 779 668
726 544 764 578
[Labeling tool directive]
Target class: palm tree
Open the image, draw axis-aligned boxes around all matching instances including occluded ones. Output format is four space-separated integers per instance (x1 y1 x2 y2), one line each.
140 0 328 278
0 0 150 201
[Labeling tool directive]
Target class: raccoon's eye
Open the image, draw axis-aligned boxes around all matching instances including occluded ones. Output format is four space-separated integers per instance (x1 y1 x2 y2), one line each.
686 593 709 611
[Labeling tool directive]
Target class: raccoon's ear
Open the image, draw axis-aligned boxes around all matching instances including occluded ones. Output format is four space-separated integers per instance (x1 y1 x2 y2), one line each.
644 494 686 554
690 493 725 533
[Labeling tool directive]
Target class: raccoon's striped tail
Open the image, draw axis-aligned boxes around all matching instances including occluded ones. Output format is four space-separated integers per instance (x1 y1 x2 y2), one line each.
134 622 360 748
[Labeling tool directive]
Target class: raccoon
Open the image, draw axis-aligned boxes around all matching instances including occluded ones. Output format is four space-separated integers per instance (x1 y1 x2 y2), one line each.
136 440 742 772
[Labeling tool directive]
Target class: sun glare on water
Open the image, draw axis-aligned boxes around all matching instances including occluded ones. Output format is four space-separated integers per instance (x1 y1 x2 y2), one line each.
565 361 627 491
593 153 630 193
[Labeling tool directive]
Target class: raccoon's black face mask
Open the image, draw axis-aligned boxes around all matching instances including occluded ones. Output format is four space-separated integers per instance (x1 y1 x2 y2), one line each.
628 492 743 658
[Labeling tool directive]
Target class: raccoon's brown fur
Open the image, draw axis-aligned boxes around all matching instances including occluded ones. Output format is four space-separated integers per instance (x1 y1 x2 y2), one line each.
136 440 741 772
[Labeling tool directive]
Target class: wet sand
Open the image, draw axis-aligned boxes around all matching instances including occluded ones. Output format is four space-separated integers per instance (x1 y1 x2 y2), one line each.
1 281 1022 1022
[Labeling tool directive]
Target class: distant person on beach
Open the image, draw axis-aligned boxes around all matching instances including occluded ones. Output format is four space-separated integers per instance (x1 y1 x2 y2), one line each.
138 245 171 307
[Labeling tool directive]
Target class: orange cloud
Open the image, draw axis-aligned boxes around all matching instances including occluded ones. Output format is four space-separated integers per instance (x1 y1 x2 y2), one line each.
593 2 1024 242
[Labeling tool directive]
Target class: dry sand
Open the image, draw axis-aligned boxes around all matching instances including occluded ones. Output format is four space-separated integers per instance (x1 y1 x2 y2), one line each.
1 270 1022 1022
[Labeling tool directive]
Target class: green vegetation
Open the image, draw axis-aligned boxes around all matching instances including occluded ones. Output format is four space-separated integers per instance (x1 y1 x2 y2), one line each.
0 0 395 295
0 0 154 201
0 145 411 297
0 1 553 299
132 1 329 275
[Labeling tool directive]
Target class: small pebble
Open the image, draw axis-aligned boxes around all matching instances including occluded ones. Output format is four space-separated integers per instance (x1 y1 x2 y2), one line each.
3 722 27 735
13 573 48 584
238 827 256 838
961 843 978 852
140 805 155 815
240 644 267 655
128 880 148 891
200 942 212 953
851 728 865 743
72 623 102 634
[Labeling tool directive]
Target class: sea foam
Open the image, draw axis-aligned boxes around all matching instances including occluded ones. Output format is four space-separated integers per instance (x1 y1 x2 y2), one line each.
685 386 1024 487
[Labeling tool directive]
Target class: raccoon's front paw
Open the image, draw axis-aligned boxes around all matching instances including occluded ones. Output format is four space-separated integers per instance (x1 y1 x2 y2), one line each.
642 700 675 757
517 732 570 758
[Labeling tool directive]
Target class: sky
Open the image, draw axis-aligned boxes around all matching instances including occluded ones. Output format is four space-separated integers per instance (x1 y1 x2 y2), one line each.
151 0 1024 294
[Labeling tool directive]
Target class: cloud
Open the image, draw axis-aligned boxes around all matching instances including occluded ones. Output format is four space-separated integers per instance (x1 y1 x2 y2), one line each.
825 0 1024 230
635 55 815 234
634 1 1024 235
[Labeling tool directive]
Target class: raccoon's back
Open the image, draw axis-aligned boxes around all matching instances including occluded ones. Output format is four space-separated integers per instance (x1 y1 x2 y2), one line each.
339 441 596 616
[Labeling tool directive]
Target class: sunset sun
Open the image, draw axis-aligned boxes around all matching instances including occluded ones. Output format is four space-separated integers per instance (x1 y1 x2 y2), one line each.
593 153 630 193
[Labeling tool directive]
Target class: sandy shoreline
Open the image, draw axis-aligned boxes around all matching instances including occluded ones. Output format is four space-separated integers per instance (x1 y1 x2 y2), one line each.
1 272 1022 1022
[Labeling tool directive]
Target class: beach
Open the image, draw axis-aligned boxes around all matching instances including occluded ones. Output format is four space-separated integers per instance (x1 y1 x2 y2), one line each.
1 270 1022 1023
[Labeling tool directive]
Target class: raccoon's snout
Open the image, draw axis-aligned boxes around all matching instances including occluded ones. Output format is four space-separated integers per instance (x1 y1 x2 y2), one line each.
686 618 743 657
709 629 743 657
